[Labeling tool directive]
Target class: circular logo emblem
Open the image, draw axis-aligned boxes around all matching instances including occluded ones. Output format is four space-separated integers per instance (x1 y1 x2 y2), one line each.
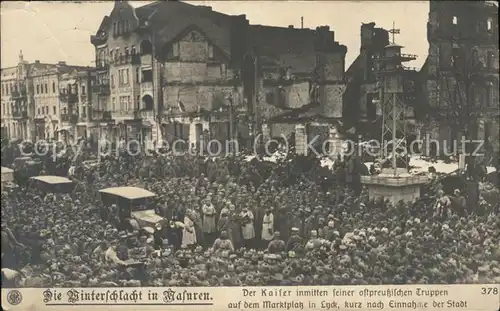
7 290 23 305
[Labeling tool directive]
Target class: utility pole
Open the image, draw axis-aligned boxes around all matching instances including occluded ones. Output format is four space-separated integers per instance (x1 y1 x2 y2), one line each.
157 63 164 146
98 95 102 139
228 93 235 156
252 55 259 142
97 92 102 163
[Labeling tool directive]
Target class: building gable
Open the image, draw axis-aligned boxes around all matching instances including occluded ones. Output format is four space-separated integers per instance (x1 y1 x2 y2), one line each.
180 30 206 43
163 25 229 63
149 1 235 59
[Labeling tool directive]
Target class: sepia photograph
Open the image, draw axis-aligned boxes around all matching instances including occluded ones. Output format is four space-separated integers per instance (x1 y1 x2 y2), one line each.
1 0 499 302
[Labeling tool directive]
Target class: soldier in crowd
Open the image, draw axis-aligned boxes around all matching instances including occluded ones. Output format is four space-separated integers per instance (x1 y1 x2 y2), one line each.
1 147 499 286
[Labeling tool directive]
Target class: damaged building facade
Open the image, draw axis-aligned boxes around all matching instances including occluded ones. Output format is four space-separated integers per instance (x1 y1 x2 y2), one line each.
344 22 390 132
90 1 347 153
256 25 347 156
421 0 499 156
344 22 421 141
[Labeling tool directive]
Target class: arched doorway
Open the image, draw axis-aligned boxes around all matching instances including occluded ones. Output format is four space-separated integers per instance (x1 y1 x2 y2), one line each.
142 94 154 110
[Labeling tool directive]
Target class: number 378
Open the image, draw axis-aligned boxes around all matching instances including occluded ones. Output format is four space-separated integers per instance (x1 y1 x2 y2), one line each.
480 287 498 295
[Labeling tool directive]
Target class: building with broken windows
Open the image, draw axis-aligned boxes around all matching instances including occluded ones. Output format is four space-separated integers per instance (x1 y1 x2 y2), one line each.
344 22 422 141
421 0 499 155
90 1 348 152
343 23 390 133
255 25 347 155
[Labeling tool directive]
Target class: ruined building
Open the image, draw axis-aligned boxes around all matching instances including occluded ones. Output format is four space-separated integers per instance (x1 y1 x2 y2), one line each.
344 22 389 131
90 1 347 152
344 22 421 140
422 0 499 155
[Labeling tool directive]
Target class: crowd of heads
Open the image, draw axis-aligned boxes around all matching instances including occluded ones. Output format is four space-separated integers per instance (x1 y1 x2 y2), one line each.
1 150 499 287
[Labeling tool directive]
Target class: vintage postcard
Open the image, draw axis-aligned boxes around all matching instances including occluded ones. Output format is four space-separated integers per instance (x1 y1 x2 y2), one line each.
1 0 499 310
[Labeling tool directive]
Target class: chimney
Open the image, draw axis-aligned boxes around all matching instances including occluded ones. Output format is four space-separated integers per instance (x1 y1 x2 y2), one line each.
360 22 376 51
58 61 67 65
230 15 249 68
35 60 40 64
288 25 294 29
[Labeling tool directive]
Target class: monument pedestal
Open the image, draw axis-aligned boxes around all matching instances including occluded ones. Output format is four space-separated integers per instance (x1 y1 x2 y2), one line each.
361 168 428 205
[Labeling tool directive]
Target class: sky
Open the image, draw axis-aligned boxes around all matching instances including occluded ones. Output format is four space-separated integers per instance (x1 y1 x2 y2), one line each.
0 1 429 69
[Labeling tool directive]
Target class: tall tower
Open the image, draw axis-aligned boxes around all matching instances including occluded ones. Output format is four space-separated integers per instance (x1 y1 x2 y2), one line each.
361 23 427 206
376 23 416 176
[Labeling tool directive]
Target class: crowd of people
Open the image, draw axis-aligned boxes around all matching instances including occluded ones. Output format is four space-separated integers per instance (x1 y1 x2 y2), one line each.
1 145 499 287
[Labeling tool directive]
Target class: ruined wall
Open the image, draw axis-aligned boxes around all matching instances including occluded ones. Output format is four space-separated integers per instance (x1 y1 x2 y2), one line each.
422 0 499 154
163 85 243 113
164 62 235 84
322 53 345 82
163 30 236 84
161 27 240 118
285 81 310 109
259 81 286 122
321 84 346 118
358 83 377 118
